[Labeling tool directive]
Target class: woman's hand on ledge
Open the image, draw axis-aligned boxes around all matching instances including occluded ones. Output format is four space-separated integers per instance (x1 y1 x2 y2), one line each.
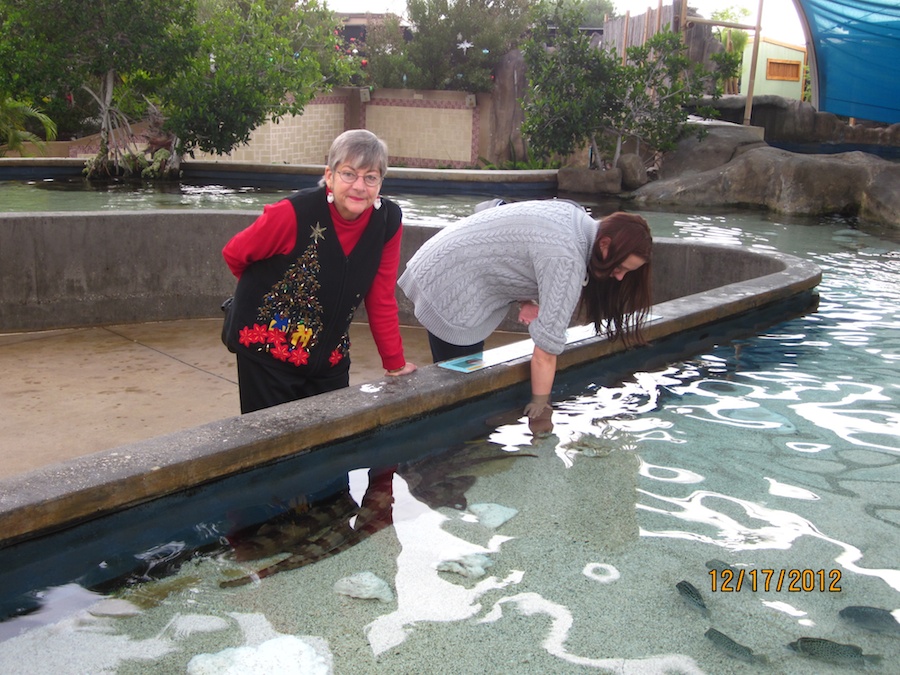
386 362 417 377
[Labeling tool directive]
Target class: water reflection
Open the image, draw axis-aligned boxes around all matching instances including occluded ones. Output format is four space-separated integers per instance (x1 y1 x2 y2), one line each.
220 468 397 588
363 473 521 657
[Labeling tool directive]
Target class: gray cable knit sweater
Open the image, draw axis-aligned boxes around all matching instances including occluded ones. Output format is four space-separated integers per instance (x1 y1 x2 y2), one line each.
398 199 600 355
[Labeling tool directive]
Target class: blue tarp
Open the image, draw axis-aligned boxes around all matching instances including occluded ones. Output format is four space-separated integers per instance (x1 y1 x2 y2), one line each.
795 0 900 123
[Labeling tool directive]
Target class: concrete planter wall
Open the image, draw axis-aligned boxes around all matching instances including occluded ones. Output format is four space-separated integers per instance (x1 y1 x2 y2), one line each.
1 210 814 334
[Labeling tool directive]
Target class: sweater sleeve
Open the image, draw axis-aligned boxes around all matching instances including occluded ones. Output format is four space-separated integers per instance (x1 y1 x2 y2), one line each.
364 225 406 370
222 200 297 278
528 255 584 355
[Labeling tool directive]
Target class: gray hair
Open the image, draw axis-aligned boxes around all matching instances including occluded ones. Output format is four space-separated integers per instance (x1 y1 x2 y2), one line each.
318 129 388 187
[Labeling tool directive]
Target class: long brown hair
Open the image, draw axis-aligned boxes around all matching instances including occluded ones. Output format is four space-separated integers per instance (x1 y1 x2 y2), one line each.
578 211 653 345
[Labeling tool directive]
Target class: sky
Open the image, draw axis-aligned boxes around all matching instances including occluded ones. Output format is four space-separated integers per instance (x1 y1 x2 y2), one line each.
325 0 806 46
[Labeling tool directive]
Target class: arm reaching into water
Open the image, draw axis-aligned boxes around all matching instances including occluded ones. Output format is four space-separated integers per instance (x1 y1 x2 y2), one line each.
524 346 556 418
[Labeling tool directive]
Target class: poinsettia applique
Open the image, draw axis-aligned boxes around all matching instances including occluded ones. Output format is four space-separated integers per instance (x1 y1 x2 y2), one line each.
270 342 291 362
288 348 310 366
267 327 288 346
239 323 269 348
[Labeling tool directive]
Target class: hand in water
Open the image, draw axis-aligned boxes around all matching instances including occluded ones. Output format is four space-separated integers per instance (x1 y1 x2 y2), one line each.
528 406 554 437
523 393 550 418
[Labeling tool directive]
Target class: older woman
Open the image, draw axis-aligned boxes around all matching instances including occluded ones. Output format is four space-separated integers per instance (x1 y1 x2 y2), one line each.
223 129 416 413
399 200 652 418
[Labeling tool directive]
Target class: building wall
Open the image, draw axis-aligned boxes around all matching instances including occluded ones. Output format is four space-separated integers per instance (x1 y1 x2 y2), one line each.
191 88 485 169
39 87 489 168
741 38 807 100
365 91 477 168
190 93 350 165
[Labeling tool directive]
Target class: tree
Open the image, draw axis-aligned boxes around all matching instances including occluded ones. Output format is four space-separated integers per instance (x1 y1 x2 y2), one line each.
0 0 199 174
1 0 356 174
565 0 614 26
404 0 531 92
605 30 725 164
361 14 420 89
523 1 730 168
521 1 621 164
711 6 750 95
161 0 356 158
0 96 57 156
0 1 93 137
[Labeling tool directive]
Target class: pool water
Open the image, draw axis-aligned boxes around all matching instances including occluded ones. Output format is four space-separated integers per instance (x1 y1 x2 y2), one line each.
0 178 487 227
0 179 286 212
0 205 898 674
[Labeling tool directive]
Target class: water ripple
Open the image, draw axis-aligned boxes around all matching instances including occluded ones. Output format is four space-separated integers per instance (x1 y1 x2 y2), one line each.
637 489 900 591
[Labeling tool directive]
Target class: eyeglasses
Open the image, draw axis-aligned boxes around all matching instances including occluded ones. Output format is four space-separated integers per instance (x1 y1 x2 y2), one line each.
336 169 382 188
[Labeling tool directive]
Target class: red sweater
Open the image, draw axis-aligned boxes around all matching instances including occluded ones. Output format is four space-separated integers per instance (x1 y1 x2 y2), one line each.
223 199 406 371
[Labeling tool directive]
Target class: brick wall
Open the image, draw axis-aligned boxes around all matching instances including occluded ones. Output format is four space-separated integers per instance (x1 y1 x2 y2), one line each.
31 87 491 167
363 90 479 168
191 92 351 164
190 88 487 168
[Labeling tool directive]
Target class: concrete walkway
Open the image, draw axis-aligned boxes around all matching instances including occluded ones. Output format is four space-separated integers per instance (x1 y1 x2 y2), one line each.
0 319 522 480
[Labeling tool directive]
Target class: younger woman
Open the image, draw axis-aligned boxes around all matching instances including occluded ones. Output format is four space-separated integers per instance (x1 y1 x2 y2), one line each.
398 200 652 417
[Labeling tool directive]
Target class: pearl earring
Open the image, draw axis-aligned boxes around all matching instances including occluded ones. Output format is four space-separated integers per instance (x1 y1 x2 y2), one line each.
374 197 382 210
326 190 334 204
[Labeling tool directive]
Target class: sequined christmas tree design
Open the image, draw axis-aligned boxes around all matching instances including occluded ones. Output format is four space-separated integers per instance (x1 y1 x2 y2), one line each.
238 243 324 367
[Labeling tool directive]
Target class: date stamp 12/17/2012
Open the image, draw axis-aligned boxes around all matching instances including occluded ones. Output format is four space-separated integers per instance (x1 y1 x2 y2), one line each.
709 568 842 593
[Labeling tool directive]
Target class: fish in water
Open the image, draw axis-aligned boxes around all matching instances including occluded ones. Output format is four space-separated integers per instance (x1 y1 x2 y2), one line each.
839 605 900 635
220 446 537 588
704 559 734 573
676 580 709 617
400 443 537 510
788 637 882 667
227 489 361 562
220 486 392 588
704 627 767 664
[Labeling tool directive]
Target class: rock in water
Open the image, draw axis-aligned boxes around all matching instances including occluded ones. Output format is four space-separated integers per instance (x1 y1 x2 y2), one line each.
187 635 332 675
788 637 882 667
704 627 766 664
436 553 493 578
839 605 900 635
467 503 517 529
170 614 231 639
675 580 709 617
87 598 143 618
333 571 394 603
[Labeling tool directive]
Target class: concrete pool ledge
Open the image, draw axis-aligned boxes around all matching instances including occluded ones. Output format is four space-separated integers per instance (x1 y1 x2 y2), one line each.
0 238 821 546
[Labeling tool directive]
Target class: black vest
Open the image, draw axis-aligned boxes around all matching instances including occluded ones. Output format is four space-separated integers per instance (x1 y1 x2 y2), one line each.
226 187 401 376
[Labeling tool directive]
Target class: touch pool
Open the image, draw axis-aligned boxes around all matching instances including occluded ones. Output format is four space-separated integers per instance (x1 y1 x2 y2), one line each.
0 210 898 674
